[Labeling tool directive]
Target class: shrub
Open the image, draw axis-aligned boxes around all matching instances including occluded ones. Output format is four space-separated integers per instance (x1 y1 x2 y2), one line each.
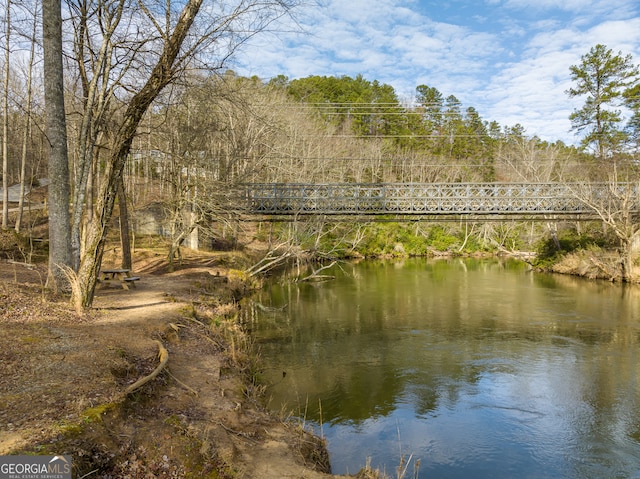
534 225 610 267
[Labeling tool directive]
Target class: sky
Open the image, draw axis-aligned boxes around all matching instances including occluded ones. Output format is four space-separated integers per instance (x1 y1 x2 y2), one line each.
233 0 640 144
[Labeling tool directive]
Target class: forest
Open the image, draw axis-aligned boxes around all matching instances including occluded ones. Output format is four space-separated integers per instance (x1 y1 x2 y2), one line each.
1 0 640 304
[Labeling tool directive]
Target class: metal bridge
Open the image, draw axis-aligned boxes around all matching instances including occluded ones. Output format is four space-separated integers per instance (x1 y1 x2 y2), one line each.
241 182 639 221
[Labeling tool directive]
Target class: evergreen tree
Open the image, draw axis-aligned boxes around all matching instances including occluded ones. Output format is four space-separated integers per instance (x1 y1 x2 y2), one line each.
287 75 404 139
416 85 444 130
567 44 639 159
624 83 640 152
415 85 444 150
443 95 464 158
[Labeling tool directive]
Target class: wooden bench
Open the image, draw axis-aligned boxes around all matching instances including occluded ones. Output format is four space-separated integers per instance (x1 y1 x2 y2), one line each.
123 276 140 289
99 269 141 290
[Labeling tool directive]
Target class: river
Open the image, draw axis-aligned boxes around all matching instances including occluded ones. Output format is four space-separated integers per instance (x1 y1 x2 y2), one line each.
243 258 640 478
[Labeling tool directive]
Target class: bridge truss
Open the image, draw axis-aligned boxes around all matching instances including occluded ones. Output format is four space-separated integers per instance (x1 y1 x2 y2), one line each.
241 182 639 221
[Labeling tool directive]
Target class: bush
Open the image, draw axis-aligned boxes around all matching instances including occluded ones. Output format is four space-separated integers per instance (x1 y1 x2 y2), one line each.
427 225 460 252
356 224 463 256
534 225 610 267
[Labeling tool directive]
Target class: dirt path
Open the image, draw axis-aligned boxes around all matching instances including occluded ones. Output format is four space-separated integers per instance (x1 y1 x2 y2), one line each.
0 260 342 478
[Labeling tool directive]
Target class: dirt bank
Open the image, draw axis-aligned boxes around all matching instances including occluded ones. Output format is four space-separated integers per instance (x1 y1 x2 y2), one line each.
0 252 345 478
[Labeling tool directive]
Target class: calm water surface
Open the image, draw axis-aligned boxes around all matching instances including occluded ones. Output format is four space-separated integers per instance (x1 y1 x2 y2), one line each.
244 258 640 478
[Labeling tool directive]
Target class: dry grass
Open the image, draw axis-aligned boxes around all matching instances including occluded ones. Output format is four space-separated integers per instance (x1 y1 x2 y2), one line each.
353 455 421 479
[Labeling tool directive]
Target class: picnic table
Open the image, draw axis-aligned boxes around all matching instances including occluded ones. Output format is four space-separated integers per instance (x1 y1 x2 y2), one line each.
98 268 140 290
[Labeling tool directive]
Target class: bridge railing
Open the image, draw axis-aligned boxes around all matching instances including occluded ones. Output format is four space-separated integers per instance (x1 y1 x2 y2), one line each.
241 182 639 217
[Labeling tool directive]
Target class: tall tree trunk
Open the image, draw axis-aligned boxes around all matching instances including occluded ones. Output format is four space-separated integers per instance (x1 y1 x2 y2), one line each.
621 244 632 282
43 0 72 288
15 6 38 233
75 0 204 307
118 179 132 270
1 0 10 230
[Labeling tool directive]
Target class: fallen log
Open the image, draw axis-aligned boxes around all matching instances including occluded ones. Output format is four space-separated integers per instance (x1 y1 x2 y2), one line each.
255 302 288 312
299 261 337 282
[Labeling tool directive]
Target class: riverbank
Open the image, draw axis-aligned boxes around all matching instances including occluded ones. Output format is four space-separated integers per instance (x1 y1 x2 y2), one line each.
533 247 639 283
1 228 635 478
0 250 344 479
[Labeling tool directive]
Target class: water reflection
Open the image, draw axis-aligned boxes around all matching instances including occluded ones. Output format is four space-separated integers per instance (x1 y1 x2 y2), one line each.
245 258 640 478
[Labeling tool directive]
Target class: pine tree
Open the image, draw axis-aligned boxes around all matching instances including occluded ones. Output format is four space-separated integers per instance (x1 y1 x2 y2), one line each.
567 44 639 159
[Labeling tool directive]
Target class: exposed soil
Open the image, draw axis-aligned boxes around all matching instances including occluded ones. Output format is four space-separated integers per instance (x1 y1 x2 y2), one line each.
0 250 344 478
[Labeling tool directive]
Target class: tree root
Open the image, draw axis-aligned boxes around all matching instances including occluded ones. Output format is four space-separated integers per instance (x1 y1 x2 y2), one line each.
167 370 199 396
125 340 169 395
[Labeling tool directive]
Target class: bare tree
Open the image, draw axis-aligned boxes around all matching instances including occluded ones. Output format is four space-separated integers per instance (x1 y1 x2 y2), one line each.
495 136 581 251
494 136 575 183
133 73 284 266
570 165 640 281
15 2 39 233
75 0 206 306
2 0 10 229
74 0 300 307
67 0 129 270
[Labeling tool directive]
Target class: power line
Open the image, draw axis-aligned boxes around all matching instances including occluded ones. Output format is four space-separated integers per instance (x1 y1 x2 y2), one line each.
260 155 581 164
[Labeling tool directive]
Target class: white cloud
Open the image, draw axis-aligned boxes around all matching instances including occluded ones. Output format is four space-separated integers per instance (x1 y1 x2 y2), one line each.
233 0 640 144
481 50 580 140
477 13 640 141
495 0 633 15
